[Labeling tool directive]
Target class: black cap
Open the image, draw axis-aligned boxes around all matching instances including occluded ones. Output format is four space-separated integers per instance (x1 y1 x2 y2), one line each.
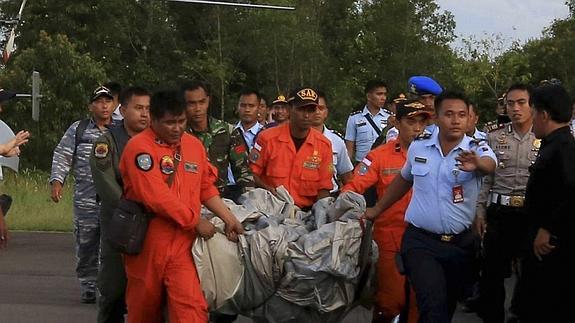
396 99 432 120
0 89 17 103
272 95 288 105
287 87 319 108
90 86 113 102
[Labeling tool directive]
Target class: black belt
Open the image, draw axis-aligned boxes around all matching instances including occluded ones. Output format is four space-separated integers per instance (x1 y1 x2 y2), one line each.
409 224 470 243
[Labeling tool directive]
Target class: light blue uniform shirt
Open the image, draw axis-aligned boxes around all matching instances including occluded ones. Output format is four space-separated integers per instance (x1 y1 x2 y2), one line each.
472 128 487 140
323 126 354 192
345 105 392 162
400 128 497 234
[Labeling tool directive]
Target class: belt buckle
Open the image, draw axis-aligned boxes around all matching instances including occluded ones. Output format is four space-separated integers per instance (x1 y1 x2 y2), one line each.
509 196 524 207
440 234 453 242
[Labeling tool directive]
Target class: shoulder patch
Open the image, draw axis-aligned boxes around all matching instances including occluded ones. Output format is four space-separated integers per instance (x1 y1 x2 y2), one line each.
136 153 153 171
94 143 109 159
415 133 432 141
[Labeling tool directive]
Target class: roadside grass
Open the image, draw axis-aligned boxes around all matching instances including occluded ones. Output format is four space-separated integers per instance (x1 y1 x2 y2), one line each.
1 168 73 232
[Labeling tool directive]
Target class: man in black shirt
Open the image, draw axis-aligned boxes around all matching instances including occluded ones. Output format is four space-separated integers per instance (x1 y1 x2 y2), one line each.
520 83 575 323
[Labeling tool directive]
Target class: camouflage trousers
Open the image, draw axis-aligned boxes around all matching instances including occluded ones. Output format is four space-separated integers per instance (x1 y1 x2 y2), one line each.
73 205 101 292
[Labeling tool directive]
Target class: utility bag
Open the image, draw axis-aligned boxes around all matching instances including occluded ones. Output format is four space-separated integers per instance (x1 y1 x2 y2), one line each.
107 198 151 255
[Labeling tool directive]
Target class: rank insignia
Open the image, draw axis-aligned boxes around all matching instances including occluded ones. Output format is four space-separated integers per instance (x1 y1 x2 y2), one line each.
184 162 198 173
160 155 175 174
94 143 109 159
136 153 153 171
532 139 541 149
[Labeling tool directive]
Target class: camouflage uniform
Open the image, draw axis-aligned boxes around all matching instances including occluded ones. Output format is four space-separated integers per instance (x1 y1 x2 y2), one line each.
90 124 130 323
50 118 111 295
188 116 254 199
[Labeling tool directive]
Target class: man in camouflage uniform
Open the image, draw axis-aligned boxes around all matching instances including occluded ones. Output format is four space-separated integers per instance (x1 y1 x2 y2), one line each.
181 81 254 202
90 87 150 322
50 85 116 303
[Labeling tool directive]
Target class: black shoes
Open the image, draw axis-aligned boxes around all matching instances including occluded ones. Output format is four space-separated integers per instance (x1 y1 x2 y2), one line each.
81 290 96 304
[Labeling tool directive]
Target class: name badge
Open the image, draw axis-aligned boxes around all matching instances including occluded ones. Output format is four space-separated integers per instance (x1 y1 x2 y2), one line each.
415 156 427 163
452 185 464 203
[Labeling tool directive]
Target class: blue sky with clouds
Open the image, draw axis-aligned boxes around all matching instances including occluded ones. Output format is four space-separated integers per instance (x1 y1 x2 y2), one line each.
436 0 570 46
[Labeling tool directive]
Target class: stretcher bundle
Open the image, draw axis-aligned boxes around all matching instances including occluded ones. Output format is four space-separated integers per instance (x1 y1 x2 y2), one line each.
192 187 378 323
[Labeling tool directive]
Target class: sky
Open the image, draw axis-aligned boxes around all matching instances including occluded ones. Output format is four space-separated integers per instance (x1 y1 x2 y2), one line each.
436 0 571 48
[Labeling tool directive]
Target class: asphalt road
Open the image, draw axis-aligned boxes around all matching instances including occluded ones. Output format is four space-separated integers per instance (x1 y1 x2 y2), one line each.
0 232 483 323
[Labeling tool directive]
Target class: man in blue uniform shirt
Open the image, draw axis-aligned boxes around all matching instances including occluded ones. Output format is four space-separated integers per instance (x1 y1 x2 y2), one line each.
365 91 497 323
345 80 391 163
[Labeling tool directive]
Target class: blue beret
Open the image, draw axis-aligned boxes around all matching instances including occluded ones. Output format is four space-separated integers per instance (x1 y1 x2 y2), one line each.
408 76 443 96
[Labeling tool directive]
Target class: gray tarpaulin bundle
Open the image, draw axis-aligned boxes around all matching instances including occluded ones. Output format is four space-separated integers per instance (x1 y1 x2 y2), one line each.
192 187 378 323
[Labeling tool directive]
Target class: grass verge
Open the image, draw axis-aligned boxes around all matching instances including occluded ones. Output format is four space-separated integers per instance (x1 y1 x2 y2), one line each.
1 168 73 232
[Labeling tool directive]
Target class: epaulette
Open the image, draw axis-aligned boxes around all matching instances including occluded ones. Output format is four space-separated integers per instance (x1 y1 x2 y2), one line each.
330 129 344 139
415 133 432 141
470 138 487 147
485 121 505 133
349 110 362 116
382 108 393 115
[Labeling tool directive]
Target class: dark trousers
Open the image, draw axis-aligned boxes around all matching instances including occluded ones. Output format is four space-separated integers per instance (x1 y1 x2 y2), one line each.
519 235 573 323
98 219 127 323
401 225 477 323
478 205 527 323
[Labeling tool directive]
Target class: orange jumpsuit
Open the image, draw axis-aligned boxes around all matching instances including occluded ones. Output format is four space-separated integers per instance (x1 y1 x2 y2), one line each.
249 124 333 209
119 128 219 323
342 140 418 323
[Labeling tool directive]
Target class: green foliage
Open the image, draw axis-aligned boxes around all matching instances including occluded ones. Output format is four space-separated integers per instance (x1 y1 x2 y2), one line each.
1 0 573 171
0 31 107 169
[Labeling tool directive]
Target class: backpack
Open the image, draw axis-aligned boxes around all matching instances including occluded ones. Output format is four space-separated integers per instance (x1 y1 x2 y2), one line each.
73 118 91 156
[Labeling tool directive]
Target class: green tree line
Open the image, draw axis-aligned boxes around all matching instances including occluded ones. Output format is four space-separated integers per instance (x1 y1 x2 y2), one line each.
0 0 573 170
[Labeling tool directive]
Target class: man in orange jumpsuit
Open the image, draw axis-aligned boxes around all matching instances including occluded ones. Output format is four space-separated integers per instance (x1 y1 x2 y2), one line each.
249 87 333 209
343 100 431 323
119 90 244 323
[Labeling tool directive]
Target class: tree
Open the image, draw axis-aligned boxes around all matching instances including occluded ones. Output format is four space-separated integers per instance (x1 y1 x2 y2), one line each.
0 31 107 170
